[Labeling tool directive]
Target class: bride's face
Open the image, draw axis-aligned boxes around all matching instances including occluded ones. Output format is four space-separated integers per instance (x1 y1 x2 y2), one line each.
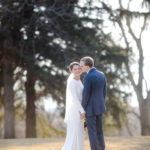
71 65 81 77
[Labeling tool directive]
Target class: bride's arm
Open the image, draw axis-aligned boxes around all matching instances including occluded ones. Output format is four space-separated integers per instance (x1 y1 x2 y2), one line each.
69 81 85 114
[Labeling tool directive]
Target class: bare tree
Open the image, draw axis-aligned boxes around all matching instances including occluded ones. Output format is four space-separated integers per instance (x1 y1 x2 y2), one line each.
103 0 150 135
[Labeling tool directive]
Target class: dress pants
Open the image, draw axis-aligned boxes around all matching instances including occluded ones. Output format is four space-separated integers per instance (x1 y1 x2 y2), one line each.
86 114 105 150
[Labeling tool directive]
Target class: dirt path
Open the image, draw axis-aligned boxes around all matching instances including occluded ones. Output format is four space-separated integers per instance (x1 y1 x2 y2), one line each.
0 136 150 150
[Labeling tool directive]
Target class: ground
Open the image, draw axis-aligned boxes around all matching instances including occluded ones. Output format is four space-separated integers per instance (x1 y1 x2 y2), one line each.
0 136 150 150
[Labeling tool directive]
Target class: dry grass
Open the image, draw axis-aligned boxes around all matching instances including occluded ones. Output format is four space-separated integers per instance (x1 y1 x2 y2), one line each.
0 136 150 150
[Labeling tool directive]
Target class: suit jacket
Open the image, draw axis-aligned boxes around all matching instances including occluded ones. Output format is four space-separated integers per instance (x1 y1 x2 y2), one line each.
82 67 106 116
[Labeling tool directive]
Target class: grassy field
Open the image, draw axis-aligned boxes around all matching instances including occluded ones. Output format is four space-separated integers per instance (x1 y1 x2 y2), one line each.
0 136 150 150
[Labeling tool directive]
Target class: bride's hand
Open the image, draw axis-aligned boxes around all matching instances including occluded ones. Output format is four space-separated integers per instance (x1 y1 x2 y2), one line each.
80 113 85 119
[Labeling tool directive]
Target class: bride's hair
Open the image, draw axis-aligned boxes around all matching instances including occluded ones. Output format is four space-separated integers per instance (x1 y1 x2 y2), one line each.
69 62 80 71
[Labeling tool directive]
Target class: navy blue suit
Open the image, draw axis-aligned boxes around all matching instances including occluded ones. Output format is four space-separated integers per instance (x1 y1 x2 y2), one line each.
82 67 106 150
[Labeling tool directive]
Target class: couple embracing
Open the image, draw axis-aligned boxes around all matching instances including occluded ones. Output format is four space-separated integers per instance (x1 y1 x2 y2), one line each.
62 56 107 150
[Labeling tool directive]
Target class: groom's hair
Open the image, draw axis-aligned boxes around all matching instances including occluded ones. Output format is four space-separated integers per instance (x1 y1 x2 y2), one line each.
80 56 94 68
69 62 80 71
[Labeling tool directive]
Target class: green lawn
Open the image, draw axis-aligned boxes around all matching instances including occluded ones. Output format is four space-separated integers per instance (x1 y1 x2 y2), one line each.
0 136 150 150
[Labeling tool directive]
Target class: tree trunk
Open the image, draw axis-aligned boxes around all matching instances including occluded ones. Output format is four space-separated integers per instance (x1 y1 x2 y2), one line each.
140 100 150 135
25 70 36 138
2 57 15 138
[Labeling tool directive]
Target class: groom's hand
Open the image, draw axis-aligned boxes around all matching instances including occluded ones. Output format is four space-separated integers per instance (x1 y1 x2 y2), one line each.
80 113 85 119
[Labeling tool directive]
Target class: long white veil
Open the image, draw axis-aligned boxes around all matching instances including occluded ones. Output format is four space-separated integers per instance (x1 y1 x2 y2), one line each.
64 73 74 123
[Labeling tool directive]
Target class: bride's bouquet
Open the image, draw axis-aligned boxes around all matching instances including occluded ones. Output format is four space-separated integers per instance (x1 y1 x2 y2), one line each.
84 119 87 131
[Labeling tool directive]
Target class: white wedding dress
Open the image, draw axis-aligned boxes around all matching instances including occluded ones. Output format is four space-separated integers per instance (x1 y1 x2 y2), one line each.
62 74 85 150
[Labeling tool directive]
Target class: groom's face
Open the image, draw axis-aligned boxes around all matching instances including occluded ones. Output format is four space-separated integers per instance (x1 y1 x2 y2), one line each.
80 61 88 73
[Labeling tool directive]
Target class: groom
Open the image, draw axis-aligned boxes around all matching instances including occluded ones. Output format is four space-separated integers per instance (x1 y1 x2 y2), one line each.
80 56 106 150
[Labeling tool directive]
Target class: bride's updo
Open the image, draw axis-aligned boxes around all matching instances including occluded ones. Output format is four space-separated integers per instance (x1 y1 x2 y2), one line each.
69 62 80 71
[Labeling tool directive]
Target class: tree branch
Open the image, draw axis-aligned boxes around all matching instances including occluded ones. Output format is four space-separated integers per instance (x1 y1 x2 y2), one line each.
118 0 124 9
126 16 138 42
117 9 150 18
125 13 144 97
117 0 144 105
125 63 142 105
139 16 147 39
125 63 137 91
147 90 150 101
0 0 14 17
144 78 149 94
118 20 130 52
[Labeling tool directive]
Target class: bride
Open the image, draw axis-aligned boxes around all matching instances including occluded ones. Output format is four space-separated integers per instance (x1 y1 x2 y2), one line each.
62 62 85 150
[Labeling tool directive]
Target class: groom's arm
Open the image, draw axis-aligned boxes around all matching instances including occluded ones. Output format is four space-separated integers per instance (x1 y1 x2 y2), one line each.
82 76 91 110
103 76 107 100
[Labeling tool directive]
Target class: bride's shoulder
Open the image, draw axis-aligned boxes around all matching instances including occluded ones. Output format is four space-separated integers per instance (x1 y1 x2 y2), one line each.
68 78 78 87
67 78 74 84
